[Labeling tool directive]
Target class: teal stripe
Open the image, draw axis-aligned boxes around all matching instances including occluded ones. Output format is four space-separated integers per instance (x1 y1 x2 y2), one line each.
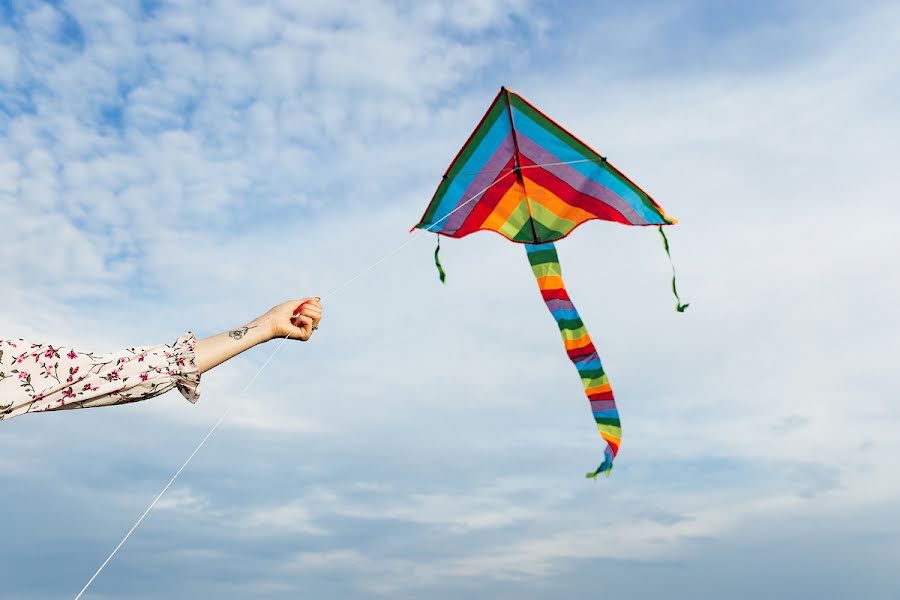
428 114 512 225
511 106 663 224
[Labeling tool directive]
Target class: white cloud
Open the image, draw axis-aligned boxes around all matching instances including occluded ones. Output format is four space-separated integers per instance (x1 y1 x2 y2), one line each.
1 1 899 598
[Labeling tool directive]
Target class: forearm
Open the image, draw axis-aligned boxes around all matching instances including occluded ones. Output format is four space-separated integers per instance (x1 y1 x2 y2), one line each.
193 318 274 374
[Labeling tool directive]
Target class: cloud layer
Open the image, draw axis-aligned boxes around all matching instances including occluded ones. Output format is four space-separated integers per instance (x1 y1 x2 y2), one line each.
1 1 899 598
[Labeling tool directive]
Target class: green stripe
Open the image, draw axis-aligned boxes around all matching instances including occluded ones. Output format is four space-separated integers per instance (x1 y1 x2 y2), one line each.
510 94 597 162
512 216 536 242
596 417 621 427
577 368 606 380
525 248 558 266
509 93 662 219
422 95 509 224
556 318 584 331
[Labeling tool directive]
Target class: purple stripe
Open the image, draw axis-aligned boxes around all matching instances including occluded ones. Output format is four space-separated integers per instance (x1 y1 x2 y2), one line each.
516 135 648 225
590 400 616 412
572 351 600 366
546 298 575 312
444 133 516 234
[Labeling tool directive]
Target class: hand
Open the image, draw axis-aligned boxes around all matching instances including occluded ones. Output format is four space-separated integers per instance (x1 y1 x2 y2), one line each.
262 298 322 342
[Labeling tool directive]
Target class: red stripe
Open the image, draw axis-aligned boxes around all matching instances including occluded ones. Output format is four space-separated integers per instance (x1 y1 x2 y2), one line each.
518 154 632 225
452 157 519 238
587 391 615 401
567 343 596 360
507 87 672 223
540 288 570 302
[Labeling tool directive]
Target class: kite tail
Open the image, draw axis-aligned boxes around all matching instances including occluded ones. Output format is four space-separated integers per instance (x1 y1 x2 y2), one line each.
434 235 446 284
525 243 620 479
658 227 689 312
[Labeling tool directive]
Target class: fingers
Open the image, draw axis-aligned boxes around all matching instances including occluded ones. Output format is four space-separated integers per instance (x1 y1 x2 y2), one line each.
297 305 322 328
292 297 322 329
293 297 321 315
289 314 315 341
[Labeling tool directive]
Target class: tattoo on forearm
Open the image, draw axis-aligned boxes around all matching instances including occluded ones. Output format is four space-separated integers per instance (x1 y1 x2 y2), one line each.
229 325 256 340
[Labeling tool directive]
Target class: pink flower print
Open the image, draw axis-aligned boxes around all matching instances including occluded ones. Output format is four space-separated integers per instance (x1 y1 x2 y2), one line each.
67 350 78 360
176 359 185 367
83 383 92 391
18 371 28 380
138 355 146 362
62 388 76 399
107 370 120 381
44 348 55 358
140 373 149 382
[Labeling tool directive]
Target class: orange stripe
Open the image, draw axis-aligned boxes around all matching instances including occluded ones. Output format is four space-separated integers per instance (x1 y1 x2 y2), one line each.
536 275 564 290
480 179 526 233
601 432 620 453
522 175 599 224
585 382 612 396
563 334 591 351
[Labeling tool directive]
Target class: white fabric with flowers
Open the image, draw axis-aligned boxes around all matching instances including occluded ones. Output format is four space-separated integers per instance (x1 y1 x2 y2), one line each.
0 333 201 420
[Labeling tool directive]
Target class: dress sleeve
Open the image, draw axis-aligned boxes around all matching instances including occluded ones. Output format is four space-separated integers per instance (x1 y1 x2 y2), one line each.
0 332 201 421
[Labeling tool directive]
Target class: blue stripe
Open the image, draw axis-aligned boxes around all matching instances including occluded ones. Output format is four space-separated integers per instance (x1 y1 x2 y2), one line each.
551 308 580 321
575 358 602 371
430 115 512 222
510 106 661 223
593 410 619 420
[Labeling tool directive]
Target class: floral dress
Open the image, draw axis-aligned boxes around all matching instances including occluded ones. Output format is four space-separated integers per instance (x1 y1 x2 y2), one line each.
0 333 201 420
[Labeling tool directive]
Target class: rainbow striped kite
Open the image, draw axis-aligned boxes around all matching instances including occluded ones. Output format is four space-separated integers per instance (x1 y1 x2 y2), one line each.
413 87 686 478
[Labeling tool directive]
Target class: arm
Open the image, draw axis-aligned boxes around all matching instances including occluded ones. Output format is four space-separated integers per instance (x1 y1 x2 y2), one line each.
0 298 322 420
194 298 323 374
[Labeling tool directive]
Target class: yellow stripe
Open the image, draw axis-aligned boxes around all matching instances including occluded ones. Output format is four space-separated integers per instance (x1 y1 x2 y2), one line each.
559 325 588 341
480 180 528 235
580 375 608 389
523 175 596 233
530 261 561 279
599 427 622 441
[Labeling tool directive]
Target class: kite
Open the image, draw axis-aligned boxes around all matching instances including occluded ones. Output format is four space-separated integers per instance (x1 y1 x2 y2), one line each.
412 87 686 478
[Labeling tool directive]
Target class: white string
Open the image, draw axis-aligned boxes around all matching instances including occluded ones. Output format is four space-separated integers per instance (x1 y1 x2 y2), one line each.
453 157 601 177
72 169 517 599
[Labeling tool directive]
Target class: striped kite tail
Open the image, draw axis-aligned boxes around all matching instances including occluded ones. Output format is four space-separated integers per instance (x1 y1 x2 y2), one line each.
525 242 620 479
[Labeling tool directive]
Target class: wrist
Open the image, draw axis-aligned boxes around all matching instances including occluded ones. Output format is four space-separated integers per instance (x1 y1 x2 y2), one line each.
252 315 277 344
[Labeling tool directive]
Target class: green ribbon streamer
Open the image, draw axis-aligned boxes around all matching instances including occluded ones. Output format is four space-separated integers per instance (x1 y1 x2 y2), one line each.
434 236 446 284
658 227 689 312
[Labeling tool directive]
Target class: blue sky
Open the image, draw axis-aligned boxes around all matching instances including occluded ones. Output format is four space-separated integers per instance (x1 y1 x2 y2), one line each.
1 1 899 598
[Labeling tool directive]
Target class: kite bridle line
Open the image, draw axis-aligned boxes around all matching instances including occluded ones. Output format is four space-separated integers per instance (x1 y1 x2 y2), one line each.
72 158 595 599
452 157 603 177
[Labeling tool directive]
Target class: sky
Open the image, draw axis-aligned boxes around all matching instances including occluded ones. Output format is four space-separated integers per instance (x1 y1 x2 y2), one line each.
1 0 899 598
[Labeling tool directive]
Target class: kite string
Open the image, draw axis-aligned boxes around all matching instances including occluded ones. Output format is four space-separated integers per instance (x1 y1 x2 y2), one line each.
73 335 291 600
72 171 515 600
